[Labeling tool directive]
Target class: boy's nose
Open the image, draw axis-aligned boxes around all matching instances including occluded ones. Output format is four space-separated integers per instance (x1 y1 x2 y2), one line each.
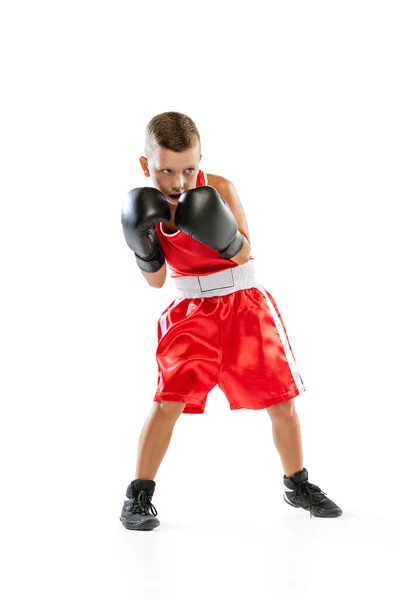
171 175 184 191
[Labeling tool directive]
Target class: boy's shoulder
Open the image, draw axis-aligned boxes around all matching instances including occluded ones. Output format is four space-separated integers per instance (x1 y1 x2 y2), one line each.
206 173 229 189
205 174 237 199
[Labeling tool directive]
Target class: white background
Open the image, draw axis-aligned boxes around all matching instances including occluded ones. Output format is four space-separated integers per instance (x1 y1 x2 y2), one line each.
1 1 399 598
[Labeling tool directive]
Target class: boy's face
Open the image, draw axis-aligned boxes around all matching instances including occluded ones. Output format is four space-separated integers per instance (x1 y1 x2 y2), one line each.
139 141 202 206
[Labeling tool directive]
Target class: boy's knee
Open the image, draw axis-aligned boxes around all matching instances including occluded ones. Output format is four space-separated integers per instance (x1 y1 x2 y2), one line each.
155 400 186 420
267 398 295 420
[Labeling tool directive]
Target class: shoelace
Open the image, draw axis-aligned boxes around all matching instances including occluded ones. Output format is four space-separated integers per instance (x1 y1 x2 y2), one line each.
293 481 328 519
131 490 158 517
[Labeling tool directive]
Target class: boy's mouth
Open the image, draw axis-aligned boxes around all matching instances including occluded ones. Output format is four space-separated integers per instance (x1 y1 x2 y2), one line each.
168 193 182 204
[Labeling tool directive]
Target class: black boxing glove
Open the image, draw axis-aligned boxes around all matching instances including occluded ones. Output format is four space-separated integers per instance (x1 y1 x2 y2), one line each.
174 186 244 259
121 187 171 272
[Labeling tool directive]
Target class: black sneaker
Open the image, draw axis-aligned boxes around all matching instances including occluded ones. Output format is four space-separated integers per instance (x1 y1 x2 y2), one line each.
283 468 342 518
120 479 160 530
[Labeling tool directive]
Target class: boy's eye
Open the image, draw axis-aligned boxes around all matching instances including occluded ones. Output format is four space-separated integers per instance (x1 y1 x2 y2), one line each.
161 169 195 174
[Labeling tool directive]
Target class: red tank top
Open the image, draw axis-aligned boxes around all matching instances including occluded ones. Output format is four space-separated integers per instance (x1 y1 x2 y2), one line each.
155 170 252 278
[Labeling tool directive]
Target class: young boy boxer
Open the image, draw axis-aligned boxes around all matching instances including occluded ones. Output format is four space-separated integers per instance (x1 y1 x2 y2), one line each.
120 111 342 530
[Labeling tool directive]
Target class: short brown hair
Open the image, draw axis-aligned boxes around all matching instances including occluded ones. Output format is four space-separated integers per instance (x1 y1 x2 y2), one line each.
145 111 201 156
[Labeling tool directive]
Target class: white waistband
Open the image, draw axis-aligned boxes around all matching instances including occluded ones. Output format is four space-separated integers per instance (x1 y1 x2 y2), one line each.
171 260 258 298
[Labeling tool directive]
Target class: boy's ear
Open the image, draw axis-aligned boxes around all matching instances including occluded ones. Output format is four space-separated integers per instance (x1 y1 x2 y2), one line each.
139 156 150 177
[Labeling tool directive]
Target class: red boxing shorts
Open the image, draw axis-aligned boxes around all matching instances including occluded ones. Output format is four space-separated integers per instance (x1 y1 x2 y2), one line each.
154 261 306 414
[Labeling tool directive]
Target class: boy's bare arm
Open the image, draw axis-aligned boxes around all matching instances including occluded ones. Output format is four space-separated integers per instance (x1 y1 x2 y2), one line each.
140 263 167 288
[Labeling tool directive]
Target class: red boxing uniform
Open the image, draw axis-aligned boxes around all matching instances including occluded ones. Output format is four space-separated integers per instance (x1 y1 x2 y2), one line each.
153 170 306 414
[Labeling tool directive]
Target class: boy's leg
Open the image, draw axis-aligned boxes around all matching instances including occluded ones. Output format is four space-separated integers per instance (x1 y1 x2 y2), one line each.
135 400 186 480
266 399 342 517
266 399 303 478
120 400 185 531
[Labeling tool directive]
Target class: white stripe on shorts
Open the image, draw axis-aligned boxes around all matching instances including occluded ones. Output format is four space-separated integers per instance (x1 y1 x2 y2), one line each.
256 285 305 394
159 298 183 339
